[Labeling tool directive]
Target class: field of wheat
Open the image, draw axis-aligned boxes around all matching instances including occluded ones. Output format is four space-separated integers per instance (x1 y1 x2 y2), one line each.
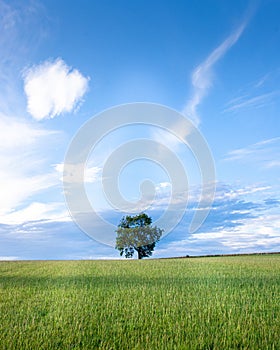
0 255 279 349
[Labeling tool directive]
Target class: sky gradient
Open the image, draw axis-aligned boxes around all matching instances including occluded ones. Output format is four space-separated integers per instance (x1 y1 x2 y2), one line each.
0 0 279 260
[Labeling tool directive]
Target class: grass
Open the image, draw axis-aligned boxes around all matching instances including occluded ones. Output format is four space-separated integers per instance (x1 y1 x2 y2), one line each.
0 255 279 349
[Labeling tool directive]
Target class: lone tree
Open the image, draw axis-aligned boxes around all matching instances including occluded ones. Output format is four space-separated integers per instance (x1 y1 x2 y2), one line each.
115 213 163 259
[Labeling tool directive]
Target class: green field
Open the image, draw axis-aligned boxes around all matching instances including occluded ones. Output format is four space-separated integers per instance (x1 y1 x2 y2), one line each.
0 255 279 349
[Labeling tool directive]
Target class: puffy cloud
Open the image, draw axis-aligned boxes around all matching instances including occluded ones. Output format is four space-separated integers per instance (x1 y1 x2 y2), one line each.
23 58 89 120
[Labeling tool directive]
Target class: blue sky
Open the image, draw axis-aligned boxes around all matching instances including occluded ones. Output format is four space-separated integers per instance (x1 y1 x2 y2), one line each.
0 0 279 260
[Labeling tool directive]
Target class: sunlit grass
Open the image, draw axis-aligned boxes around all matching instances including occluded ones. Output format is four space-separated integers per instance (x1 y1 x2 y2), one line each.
0 255 279 349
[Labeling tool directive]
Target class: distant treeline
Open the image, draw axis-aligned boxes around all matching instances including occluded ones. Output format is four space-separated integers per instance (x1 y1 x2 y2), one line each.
159 252 280 259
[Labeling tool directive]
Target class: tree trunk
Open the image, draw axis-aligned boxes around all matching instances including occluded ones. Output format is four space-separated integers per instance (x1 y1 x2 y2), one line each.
136 248 141 259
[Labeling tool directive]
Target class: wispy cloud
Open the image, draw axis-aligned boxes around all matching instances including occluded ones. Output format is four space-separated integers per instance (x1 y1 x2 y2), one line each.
154 182 280 257
0 0 48 115
0 114 61 218
189 213 280 250
55 162 102 184
23 58 89 120
214 182 271 201
0 113 55 148
150 128 183 153
0 181 278 259
223 67 280 114
0 3 68 226
266 161 280 168
223 91 279 113
0 220 120 260
0 256 19 261
224 137 280 168
254 72 271 88
0 202 69 226
183 21 248 126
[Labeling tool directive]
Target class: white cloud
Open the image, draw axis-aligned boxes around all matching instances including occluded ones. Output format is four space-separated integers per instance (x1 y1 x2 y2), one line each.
55 162 102 184
192 183 280 250
0 180 278 259
0 202 69 225
223 91 279 113
0 113 55 149
0 171 56 215
23 58 89 120
154 181 280 257
0 256 19 261
266 161 280 168
0 115 61 218
151 128 185 153
183 21 248 126
224 137 280 168
214 183 271 201
254 72 270 88
191 213 280 250
223 69 280 114
156 182 172 190
0 1 49 116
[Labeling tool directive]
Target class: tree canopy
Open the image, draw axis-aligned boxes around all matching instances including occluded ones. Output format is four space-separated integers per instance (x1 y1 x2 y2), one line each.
115 213 163 259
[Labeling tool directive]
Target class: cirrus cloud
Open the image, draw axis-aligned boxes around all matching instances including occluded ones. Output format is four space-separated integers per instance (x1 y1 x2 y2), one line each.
183 20 247 126
23 58 89 120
